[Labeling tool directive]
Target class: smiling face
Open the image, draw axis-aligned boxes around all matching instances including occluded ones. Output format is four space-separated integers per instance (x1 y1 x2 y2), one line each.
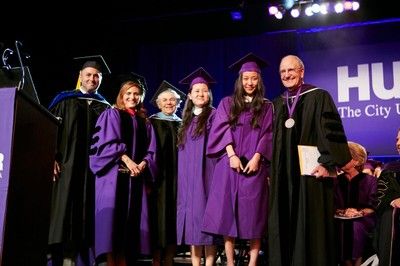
79 67 102 93
279 55 304 91
122 85 142 110
156 90 178 115
189 83 210 108
241 71 259 96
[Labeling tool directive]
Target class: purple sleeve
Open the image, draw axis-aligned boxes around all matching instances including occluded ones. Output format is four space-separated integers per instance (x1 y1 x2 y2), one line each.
206 97 234 157
144 122 158 181
89 108 127 176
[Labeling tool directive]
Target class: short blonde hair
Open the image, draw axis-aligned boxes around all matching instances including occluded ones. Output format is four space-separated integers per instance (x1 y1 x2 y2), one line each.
347 141 367 172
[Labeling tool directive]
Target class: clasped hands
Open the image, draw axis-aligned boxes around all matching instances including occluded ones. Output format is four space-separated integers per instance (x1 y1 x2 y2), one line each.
229 153 260 175
121 154 146 177
124 159 146 177
336 208 364 218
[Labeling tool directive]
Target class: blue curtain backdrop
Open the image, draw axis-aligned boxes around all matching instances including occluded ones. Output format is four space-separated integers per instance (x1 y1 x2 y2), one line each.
129 19 400 157
12 18 398 158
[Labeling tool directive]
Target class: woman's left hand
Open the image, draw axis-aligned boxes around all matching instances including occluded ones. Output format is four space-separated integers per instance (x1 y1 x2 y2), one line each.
243 153 260 175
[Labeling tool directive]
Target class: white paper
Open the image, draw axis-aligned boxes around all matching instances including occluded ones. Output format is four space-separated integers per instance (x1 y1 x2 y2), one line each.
297 145 320 175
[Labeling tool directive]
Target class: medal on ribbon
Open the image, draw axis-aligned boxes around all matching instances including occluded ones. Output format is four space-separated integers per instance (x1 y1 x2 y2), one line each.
285 87 301 129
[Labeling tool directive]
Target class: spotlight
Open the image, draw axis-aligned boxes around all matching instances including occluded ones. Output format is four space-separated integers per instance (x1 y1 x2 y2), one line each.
283 0 295 9
343 1 353 10
275 11 284 19
334 2 345 13
267 0 361 20
311 3 321 14
290 7 301 18
231 11 243 21
352 1 360 10
320 3 329 14
304 6 314 16
269 6 279 15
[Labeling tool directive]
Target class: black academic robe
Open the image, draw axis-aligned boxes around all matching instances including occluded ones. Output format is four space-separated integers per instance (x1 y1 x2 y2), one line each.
48 95 110 256
268 85 352 266
375 161 400 266
148 116 180 249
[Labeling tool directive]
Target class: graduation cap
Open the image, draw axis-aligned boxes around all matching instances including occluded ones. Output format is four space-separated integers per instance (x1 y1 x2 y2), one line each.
179 67 216 88
150 80 186 107
117 72 148 93
229 52 268 74
73 54 111 75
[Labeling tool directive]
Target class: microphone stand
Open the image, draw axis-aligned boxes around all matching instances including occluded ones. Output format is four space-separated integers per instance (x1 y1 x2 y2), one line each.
15 40 25 91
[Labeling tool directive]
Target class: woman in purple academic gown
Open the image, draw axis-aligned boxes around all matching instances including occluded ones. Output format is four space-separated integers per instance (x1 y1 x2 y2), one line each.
89 76 157 266
334 141 377 266
176 67 218 266
202 53 273 266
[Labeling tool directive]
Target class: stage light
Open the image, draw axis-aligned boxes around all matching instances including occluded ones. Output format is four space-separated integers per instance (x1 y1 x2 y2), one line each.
290 7 301 18
283 0 295 9
269 6 279 15
334 2 345 13
267 0 360 20
320 3 329 14
311 3 321 13
305 6 314 16
352 1 360 11
275 11 284 19
231 11 243 21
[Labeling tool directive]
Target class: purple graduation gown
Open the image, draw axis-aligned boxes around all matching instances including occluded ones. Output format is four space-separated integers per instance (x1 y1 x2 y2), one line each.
176 109 216 245
202 96 273 239
89 108 157 257
334 172 377 260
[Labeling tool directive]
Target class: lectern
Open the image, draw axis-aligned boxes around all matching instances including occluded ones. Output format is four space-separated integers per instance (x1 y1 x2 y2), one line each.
0 83 58 265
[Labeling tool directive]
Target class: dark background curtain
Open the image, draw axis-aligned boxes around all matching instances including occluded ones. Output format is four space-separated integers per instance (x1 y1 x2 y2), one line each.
1 15 399 158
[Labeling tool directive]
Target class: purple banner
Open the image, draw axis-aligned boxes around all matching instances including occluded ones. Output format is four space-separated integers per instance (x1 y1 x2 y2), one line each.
303 42 400 156
0 87 16 258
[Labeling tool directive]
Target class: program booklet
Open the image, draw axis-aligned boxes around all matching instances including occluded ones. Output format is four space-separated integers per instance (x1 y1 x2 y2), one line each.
297 145 320 176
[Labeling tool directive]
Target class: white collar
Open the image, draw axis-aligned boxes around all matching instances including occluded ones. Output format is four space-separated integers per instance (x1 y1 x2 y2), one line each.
193 106 203 115
79 87 97 94
244 95 253 103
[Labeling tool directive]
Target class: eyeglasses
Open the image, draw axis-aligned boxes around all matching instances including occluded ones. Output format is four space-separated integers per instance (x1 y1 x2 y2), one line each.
279 67 302 76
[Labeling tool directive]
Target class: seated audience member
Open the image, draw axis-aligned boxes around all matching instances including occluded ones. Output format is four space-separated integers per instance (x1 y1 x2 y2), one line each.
374 128 400 266
363 159 383 177
334 141 378 266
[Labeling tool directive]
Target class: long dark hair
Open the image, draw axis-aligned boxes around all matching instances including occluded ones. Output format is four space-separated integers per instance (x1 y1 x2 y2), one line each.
229 73 265 128
177 88 213 147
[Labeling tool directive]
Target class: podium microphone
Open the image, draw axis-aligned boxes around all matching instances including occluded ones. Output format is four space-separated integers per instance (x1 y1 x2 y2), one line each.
15 40 25 91
1 48 14 70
